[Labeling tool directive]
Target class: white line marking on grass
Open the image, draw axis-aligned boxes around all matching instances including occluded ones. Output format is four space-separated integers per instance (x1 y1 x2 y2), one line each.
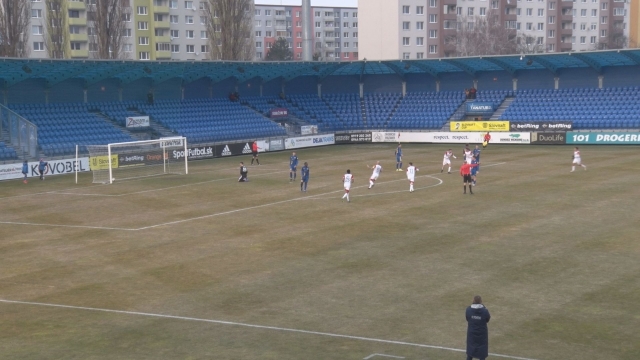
0 221 133 231
364 353 405 359
0 299 536 360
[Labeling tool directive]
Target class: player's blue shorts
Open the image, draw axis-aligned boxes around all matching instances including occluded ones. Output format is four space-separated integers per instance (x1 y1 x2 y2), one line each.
396 156 402 162
290 166 297 172
471 168 478 176
301 177 308 182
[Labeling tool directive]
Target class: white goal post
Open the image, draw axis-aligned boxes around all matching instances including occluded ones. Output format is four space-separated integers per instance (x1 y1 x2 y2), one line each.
84 137 188 184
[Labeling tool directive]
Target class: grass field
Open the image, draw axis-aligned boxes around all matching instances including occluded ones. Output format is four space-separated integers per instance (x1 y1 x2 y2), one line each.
1 143 639 360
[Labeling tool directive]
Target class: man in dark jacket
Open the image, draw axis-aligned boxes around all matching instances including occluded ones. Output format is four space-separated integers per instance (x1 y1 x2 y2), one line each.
238 162 248 182
466 295 490 360
22 160 29 184
38 159 48 180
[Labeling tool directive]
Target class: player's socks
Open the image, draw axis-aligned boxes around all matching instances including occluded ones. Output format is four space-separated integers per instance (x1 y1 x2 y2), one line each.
448 166 451 172
571 166 575 172
441 168 443 173
463 185 467 194
582 164 587 170
300 182 303 191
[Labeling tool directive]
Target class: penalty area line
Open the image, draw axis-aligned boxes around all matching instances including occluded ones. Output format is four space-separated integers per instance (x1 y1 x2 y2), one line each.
0 299 536 360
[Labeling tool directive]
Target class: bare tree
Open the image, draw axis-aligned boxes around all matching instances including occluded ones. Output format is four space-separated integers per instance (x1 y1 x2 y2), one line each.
593 29 627 50
90 0 130 59
515 33 545 54
0 0 32 57
449 11 517 57
45 0 68 59
203 0 254 61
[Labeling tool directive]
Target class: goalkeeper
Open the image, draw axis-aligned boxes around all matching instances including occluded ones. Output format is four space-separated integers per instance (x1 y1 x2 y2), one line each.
238 162 248 182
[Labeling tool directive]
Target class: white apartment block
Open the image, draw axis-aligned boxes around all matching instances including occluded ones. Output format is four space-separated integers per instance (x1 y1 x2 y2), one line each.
359 0 630 60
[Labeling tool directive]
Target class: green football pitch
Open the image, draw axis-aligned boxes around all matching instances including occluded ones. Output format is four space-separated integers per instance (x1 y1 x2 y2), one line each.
0 144 638 360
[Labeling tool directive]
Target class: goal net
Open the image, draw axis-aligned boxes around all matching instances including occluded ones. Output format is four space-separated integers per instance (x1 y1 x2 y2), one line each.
85 137 188 184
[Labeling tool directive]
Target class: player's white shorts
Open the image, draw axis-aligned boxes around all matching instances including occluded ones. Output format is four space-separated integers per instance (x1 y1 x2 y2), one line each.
344 183 351 190
573 158 582 165
406 175 415 182
443 159 451 166
370 174 379 181
466 158 473 164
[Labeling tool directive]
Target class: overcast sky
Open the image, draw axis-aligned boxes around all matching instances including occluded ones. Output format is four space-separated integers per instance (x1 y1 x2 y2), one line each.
255 0 358 7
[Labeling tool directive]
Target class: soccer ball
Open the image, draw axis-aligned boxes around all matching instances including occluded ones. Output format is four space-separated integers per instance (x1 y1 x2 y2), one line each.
111 178 116 182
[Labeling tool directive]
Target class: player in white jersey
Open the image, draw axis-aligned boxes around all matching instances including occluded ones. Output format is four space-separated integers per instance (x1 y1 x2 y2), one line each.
441 149 457 173
571 147 587 172
367 161 382 189
342 169 353 202
406 162 419 192
464 147 473 164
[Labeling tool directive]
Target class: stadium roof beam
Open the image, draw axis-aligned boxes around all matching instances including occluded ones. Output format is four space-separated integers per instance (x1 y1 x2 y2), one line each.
617 50 640 65
442 59 477 77
483 57 517 75
383 61 407 80
41 62 98 88
409 61 441 79
317 62 348 81
0 59 38 87
526 56 558 76
570 53 603 74
77 63 137 87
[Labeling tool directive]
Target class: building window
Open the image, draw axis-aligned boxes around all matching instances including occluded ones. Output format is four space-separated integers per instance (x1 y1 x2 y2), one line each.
169 0 177 9
601 16 607 24
139 37 149 45
600 29 607 37
254 9 260 16
186 30 194 38
138 21 148 30
297 31 302 38
591 9 597 17
591 23 597 30
457 7 462 15
184 0 192 9
480 7 486 16
186 44 194 53
69 26 80 34
549 2 555 9
353 12 357 18
416 21 424 30
32 25 43 35
255 30 261 37
548 43 555 52
402 37 410 46
70 42 81 50
601 2 607 9
416 52 424 59
403 21 410 30
538 9 544 16
417 5 425 14
315 32 321 38
185 15 194 24
156 43 170 51
580 36 586 44
548 29 555 38
170 29 178 38
266 31 272 37
548 16 555 24
590 36 596 44
137 6 147 15
265 9 271 16
526 8 532 15
581 9 587 16
429 29 437 38
139 52 150 60
171 44 180 53
353 32 358 37
89 43 98 52
265 20 272 27
256 41 262 48
33 42 45 51
170 15 178 24
429 14 437 23
343 42 349 47
416 37 424 45
402 5 410 14
201 30 207 39
537 22 544 30
296 11 301 17
468 7 474 16
429 45 437 54
402 52 410 59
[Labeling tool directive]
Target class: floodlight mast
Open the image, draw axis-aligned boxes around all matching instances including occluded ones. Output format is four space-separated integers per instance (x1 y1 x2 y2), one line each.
302 0 313 61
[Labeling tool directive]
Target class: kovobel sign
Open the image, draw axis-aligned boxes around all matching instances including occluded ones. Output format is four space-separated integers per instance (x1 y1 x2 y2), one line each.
465 102 494 115
450 121 510 132
0 157 90 181
566 132 640 144
531 132 566 145
510 121 573 131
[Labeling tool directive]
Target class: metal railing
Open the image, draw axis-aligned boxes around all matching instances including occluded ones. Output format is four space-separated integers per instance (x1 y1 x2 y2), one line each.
0 104 38 158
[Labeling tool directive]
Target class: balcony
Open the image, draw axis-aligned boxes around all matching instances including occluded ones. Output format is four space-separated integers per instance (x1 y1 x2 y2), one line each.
155 35 170 43
68 1 86 10
560 42 572 51
68 17 87 26
69 33 88 42
153 5 169 13
561 28 572 36
70 49 89 58
154 20 170 28
155 50 171 59
561 14 573 22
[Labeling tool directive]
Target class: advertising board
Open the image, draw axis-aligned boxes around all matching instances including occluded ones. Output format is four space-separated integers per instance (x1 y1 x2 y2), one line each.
285 134 335 149
531 132 566 145
301 125 319 135
450 121 510 132
270 139 285 151
465 102 494 115
270 108 289 118
90 154 119 170
126 116 150 128
566 132 640 144
0 157 90 181
510 121 573 131
335 132 372 144
372 132 399 143
216 142 253 157
169 146 214 161
488 132 531 144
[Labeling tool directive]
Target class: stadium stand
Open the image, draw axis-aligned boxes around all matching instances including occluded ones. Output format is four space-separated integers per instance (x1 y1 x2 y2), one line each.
324 93 365 129
0 141 18 160
137 98 287 143
284 94 346 131
388 91 465 129
500 87 640 129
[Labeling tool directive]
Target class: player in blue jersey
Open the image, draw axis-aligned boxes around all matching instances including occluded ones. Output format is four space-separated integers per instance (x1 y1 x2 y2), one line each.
289 152 298 182
300 162 309 192
471 156 479 186
395 144 403 171
472 145 481 173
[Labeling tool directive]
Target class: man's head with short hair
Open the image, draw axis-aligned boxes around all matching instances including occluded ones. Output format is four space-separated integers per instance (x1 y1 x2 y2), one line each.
346 169 351 174
473 295 482 304
292 152 296 156
240 162 244 165
409 162 413 166
304 162 308 166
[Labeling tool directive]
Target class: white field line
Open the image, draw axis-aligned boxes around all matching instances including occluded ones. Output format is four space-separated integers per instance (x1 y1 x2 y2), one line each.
0 299 536 360
363 354 405 359
0 163 506 232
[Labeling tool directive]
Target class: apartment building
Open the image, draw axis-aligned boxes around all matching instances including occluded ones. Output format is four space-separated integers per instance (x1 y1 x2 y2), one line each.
24 0 357 61
360 0 630 60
